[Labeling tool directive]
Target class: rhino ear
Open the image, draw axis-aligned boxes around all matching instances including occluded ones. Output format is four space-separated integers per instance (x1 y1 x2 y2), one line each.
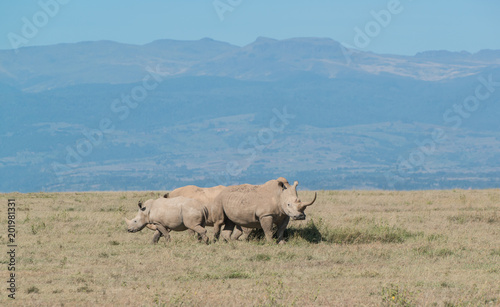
164 193 169 198
138 201 143 209
278 181 287 190
293 181 298 187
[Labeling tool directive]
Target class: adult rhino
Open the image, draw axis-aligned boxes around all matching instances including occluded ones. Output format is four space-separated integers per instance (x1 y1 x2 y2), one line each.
165 185 225 203
125 197 210 244
213 177 316 244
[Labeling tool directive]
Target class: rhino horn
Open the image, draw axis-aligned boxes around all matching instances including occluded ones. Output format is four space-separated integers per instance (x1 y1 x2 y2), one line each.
300 192 317 208
124 217 132 227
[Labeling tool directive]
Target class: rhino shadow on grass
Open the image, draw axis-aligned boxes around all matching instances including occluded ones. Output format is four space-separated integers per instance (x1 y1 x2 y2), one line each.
285 220 323 243
246 219 418 245
283 219 422 245
244 220 323 244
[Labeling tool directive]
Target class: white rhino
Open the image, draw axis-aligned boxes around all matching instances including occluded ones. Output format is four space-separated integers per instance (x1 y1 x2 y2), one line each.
147 185 251 243
145 185 224 243
166 185 226 203
213 177 316 244
125 196 210 244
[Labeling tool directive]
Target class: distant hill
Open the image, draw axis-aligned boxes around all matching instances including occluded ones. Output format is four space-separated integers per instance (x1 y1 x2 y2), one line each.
1 38 500 192
2 37 500 92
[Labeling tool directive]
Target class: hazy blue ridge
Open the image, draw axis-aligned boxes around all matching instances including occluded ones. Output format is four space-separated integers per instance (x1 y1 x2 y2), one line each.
1 38 500 192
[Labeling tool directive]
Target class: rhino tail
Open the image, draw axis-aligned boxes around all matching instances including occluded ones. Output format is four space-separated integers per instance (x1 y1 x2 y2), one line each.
202 206 209 227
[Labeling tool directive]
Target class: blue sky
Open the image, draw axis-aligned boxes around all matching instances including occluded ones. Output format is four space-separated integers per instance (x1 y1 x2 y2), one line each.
1 0 499 55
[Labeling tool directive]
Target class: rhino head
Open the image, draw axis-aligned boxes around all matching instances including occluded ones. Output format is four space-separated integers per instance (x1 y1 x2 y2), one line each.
124 200 152 232
277 178 316 220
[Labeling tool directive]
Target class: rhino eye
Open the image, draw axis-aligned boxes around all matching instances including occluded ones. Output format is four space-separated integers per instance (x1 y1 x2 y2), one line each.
288 204 291 207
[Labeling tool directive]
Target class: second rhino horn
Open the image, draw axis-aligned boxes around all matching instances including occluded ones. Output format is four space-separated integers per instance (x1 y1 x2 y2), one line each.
301 192 317 207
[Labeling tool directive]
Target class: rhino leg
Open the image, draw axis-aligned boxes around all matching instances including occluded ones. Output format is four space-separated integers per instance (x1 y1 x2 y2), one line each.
221 219 235 242
231 226 252 241
152 230 163 244
191 225 209 244
213 220 224 242
155 224 171 243
146 224 158 231
230 225 243 240
276 216 290 244
260 216 275 243
240 227 253 241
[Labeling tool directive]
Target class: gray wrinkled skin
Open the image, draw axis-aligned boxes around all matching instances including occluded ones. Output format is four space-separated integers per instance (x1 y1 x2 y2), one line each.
125 196 210 244
148 185 252 242
212 177 316 244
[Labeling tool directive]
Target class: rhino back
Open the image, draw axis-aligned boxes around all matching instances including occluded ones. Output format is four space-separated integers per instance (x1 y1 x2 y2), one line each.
169 186 207 201
203 185 225 202
169 185 225 205
150 197 186 231
218 183 281 227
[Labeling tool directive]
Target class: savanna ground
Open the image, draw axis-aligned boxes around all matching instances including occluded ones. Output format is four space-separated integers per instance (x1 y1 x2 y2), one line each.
0 189 499 306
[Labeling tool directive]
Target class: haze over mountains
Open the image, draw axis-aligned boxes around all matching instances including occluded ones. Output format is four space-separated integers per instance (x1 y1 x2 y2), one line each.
1 37 500 192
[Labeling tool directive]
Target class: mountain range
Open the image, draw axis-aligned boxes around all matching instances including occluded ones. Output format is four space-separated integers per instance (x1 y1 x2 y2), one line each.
1 37 500 192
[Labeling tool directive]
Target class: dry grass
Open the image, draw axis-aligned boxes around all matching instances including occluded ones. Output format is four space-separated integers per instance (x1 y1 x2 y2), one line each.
1 189 499 306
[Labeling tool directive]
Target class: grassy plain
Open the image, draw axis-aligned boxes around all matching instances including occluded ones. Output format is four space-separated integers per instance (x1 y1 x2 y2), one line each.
0 189 499 306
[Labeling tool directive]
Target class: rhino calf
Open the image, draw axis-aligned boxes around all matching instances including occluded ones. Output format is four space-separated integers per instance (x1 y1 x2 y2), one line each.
125 196 210 244
145 185 227 242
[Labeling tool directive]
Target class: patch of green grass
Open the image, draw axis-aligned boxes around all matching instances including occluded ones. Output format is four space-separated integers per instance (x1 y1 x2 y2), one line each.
27 286 40 294
75 277 86 283
360 270 380 278
326 223 419 244
447 214 468 224
98 252 109 258
490 249 500 257
249 253 271 261
77 286 93 293
259 280 290 307
31 221 46 235
50 211 73 222
413 245 454 258
187 269 251 281
287 218 421 244
277 251 296 260
201 273 220 280
440 281 453 288
435 248 454 257
447 212 499 224
381 283 417 306
427 234 446 242
59 256 67 268
225 271 250 279
349 216 375 225
100 205 125 212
